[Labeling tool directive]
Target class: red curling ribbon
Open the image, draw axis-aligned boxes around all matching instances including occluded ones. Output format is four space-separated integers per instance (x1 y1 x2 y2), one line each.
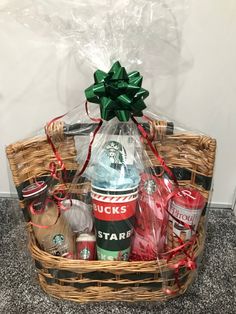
162 234 197 293
57 201 69 212
132 116 179 186
45 113 78 205
29 199 46 216
57 196 73 212
160 234 197 262
45 114 71 204
45 114 66 173
164 287 180 295
73 101 103 180
187 259 197 270
28 198 60 229
163 253 197 294
52 188 67 201
49 161 60 180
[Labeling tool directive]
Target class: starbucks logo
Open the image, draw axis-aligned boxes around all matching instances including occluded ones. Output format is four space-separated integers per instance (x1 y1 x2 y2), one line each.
104 140 126 164
144 179 157 195
116 251 129 261
80 248 90 259
121 252 129 261
53 234 64 246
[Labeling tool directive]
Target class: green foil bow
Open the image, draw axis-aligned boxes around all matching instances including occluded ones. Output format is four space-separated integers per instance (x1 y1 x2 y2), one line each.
85 61 149 121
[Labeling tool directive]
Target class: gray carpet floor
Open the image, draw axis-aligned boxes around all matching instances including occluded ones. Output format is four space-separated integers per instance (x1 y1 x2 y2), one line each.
0 198 235 314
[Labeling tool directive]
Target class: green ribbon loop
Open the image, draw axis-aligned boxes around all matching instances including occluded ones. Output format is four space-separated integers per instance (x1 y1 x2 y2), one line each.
85 61 149 121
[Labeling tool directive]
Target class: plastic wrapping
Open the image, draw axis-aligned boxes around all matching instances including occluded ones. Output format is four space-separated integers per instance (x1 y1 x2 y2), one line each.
2 0 189 72
1 0 192 115
4 0 216 302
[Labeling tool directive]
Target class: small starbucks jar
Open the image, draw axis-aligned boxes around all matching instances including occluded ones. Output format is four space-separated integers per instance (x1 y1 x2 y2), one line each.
76 233 96 260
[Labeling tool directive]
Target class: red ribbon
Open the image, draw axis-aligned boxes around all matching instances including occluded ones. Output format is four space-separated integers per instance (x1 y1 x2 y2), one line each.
45 114 66 179
29 198 60 229
132 116 179 186
73 101 103 180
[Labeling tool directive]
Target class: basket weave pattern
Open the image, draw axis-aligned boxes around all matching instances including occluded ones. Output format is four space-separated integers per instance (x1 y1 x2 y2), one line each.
6 120 216 303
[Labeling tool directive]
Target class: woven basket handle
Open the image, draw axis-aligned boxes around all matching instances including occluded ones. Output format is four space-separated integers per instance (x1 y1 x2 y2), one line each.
46 120 65 142
47 120 174 139
148 120 174 141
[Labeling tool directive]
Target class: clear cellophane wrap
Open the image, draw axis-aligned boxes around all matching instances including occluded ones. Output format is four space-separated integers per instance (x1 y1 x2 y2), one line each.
4 0 214 296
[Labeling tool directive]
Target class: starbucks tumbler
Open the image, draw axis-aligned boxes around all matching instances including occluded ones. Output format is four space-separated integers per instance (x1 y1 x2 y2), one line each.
91 185 138 261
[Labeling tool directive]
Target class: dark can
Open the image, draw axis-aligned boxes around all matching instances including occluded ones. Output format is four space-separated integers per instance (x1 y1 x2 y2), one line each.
76 233 96 260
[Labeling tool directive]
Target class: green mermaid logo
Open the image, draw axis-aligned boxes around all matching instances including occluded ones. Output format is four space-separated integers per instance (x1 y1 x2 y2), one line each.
104 140 127 164
144 179 157 195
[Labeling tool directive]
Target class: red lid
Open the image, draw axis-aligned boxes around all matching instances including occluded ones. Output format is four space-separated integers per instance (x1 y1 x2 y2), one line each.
173 188 206 209
22 181 47 198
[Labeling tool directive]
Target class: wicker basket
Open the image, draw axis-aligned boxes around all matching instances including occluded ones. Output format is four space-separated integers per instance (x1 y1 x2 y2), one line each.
6 120 216 303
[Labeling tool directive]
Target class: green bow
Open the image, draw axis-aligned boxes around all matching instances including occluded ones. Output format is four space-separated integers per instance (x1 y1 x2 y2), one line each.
85 61 149 121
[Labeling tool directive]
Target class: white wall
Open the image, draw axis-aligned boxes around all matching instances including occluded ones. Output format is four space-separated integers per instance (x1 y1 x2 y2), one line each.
175 0 236 206
0 0 236 206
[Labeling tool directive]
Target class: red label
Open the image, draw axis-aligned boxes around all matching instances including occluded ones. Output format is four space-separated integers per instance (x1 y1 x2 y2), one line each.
77 240 96 260
92 198 137 221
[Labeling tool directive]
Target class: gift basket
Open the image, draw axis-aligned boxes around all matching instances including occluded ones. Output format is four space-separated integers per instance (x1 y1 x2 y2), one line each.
4 0 216 303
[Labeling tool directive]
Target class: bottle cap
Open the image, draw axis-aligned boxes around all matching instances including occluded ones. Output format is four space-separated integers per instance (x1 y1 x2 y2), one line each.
76 233 96 242
22 181 47 198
